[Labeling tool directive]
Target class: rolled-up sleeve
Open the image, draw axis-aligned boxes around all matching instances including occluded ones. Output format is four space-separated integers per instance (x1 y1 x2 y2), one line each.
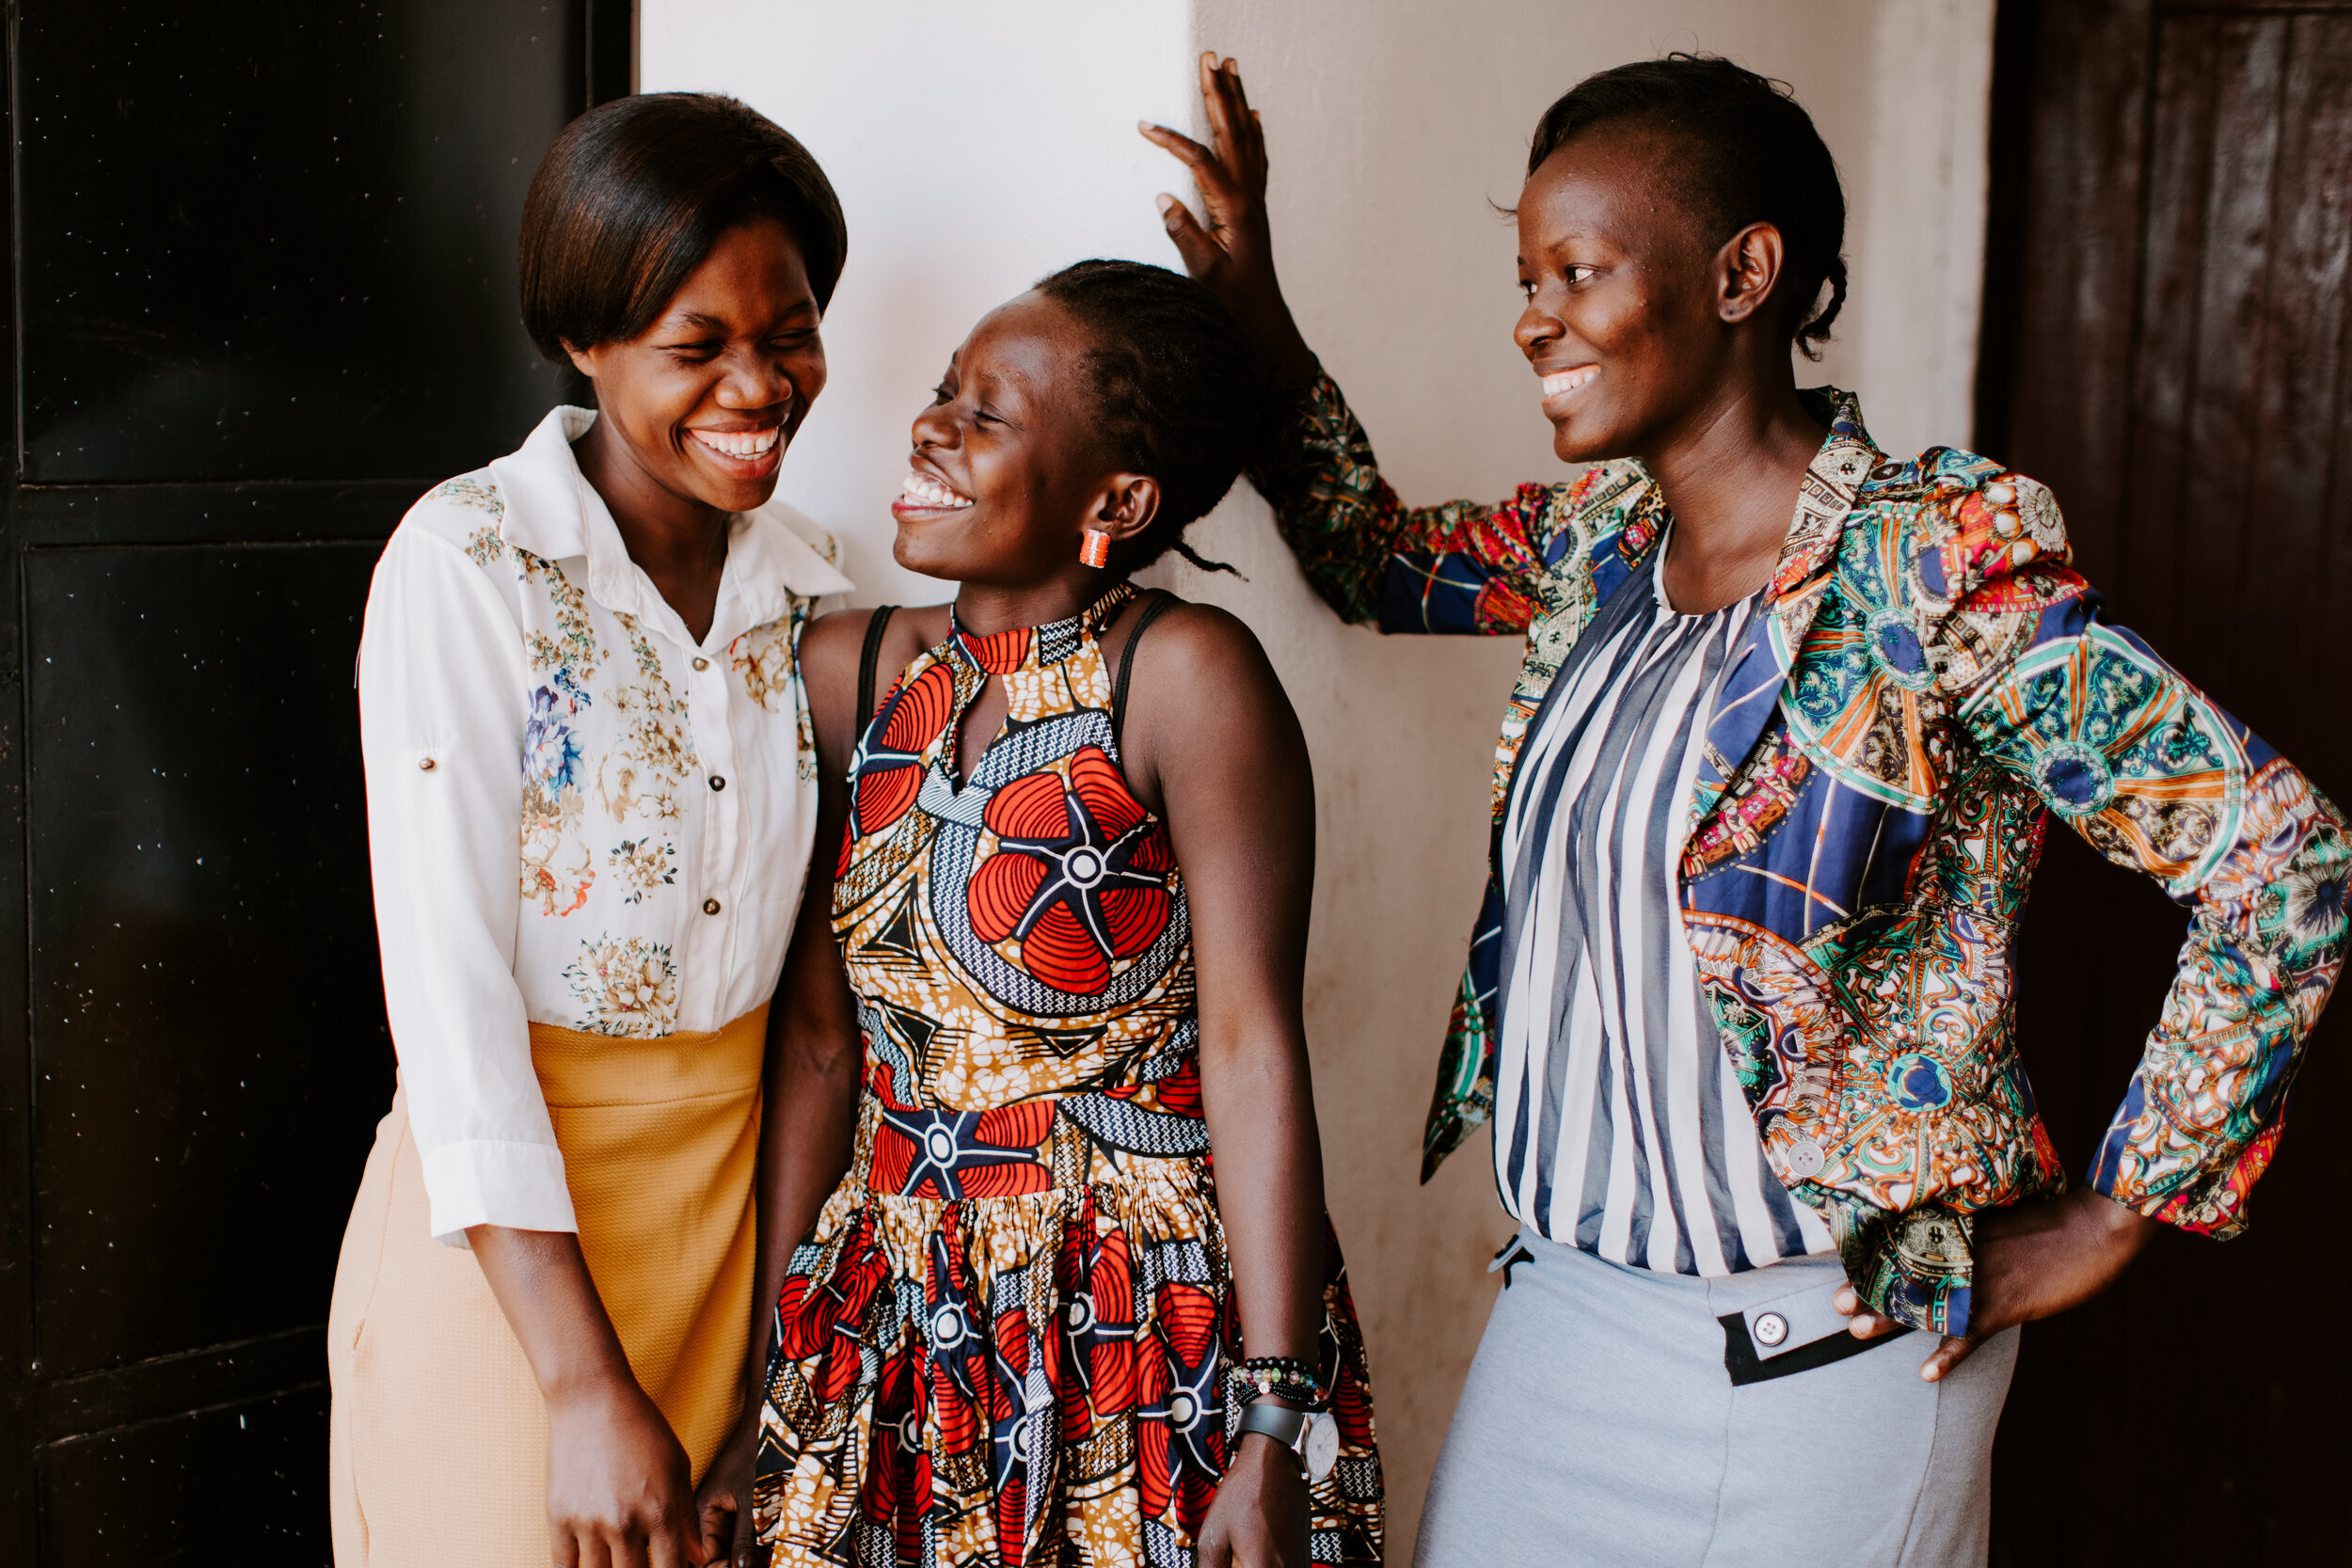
358 523 575 1244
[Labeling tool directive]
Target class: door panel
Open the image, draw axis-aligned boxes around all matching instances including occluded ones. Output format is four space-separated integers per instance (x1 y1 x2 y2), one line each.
15 1 583 483
25 544 387 1376
40 1390 328 1566
0 3 631 1560
1982 1 2352 1560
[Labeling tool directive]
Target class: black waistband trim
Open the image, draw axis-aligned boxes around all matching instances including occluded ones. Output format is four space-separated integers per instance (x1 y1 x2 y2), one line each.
1720 1310 1914 1386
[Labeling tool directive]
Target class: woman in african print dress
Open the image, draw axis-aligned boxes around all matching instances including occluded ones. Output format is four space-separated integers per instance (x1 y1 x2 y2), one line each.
709 261 1384 1568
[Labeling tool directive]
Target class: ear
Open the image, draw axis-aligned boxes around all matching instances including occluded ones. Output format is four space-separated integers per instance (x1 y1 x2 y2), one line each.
1715 221 1787 328
1085 474 1162 546
563 340 599 381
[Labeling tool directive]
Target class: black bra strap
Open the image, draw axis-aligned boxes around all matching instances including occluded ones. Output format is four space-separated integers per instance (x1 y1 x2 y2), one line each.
1111 592 1182 753
856 606 899 724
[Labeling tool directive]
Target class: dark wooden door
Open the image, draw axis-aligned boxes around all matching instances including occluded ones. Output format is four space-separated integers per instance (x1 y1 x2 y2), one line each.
0 5 629 1560
1979 1 2352 1560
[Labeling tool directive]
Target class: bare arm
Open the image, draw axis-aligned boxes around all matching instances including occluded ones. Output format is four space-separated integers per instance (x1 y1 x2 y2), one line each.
469 1226 705 1568
692 609 886 1564
744 850 866 1380
744 609 914 1359
1123 602 1322 1568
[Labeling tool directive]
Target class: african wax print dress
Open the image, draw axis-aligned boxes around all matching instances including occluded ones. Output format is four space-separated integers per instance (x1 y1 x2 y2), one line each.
754 582 1384 1568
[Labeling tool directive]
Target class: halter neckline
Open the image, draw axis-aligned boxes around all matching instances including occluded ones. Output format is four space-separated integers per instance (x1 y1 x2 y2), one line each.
947 580 1136 675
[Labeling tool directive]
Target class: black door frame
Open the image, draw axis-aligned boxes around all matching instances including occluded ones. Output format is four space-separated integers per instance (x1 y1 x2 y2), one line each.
0 5 634 1556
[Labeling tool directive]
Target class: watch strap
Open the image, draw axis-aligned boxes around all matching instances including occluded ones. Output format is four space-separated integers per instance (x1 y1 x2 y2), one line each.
1237 1401 1310 1450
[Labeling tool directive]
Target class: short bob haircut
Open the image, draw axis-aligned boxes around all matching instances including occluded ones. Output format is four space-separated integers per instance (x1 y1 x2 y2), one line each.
518 93 847 362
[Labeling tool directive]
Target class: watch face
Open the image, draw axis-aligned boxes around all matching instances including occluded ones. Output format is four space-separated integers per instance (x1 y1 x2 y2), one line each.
1302 1411 1340 1482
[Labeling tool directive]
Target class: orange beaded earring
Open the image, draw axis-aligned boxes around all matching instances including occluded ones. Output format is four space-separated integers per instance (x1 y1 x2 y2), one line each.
1078 530 1113 568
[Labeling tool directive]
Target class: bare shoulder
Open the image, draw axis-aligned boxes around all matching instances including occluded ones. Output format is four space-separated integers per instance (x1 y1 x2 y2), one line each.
1119 598 1310 826
800 606 882 691
1128 600 1278 688
891 603 953 659
1123 600 1297 744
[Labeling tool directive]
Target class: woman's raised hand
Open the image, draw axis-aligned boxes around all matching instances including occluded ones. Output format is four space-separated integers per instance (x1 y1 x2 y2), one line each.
1140 54 1318 390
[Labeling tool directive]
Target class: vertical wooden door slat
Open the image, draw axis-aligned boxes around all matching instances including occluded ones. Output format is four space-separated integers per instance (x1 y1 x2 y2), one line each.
2253 17 2352 785
1985 14 2166 1563
2316 149 2352 734
1989 2 2352 1562
2178 17 2287 701
1999 0 2155 576
2121 12 2224 652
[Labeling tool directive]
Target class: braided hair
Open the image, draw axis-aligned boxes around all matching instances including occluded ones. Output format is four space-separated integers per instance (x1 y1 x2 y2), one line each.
1526 55 1848 358
1033 259 1265 573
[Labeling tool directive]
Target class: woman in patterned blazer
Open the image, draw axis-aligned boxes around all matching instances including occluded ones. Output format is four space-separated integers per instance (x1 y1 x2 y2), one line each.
1142 51 2349 1568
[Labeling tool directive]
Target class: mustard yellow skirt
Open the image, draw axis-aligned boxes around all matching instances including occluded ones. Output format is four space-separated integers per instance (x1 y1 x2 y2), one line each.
326 1008 767 1568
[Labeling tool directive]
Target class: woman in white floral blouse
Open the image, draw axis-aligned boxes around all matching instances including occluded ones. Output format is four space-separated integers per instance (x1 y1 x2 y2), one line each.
326 94 853 1568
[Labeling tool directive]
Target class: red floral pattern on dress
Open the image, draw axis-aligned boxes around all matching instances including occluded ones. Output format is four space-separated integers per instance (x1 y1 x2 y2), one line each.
970 745 1173 995
852 661 958 844
1136 1281 1224 1533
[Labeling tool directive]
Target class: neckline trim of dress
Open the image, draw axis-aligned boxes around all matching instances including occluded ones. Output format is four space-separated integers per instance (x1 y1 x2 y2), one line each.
946 580 1137 676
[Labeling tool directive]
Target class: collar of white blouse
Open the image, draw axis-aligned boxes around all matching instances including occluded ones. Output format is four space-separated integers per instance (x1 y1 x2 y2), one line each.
486 404 855 655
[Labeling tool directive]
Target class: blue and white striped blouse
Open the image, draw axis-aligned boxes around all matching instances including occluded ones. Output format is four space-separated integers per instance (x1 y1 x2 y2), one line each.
1492 538 1835 1275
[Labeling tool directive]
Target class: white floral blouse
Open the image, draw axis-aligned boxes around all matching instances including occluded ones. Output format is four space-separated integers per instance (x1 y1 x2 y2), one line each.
358 405 853 1243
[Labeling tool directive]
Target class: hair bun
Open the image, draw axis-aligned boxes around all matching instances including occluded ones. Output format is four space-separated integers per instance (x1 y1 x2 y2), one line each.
1034 259 1266 569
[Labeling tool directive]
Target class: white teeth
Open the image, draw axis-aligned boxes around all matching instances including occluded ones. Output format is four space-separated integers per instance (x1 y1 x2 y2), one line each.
896 470 973 510
691 427 782 460
1541 367 1599 399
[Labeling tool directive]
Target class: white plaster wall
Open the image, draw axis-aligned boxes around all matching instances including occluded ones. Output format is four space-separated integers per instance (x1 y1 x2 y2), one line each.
639 0 1199 603
1846 0 1998 461
644 3 1992 1559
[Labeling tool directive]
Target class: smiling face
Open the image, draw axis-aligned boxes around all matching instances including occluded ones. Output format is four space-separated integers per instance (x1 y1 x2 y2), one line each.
567 216 825 515
1513 123 1754 465
891 291 1155 588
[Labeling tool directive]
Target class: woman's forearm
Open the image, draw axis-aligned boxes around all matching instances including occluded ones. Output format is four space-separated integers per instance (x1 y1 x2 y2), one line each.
741 1007 863 1396
472 1224 702 1565
1142 606 1333 1380
737 838 867 1404
1199 1022 1327 1371
467 1226 639 1407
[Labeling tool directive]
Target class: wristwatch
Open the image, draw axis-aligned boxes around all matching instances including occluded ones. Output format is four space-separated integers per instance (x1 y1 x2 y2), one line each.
1237 1400 1340 1482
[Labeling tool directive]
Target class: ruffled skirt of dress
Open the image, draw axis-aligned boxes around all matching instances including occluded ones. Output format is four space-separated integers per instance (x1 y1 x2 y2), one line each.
753 1157 1383 1567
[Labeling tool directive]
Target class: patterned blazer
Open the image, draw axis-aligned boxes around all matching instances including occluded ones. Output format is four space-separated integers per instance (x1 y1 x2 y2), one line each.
1251 375 2351 1335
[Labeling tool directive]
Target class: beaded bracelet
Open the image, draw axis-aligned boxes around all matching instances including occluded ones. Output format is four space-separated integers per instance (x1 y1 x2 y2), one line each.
1229 1354 1327 1409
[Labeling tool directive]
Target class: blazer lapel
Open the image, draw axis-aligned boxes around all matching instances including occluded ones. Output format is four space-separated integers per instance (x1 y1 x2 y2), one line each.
1689 389 1882 826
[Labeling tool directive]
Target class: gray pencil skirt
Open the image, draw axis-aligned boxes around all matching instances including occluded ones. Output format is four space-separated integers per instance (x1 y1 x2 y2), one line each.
1414 1231 2019 1568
